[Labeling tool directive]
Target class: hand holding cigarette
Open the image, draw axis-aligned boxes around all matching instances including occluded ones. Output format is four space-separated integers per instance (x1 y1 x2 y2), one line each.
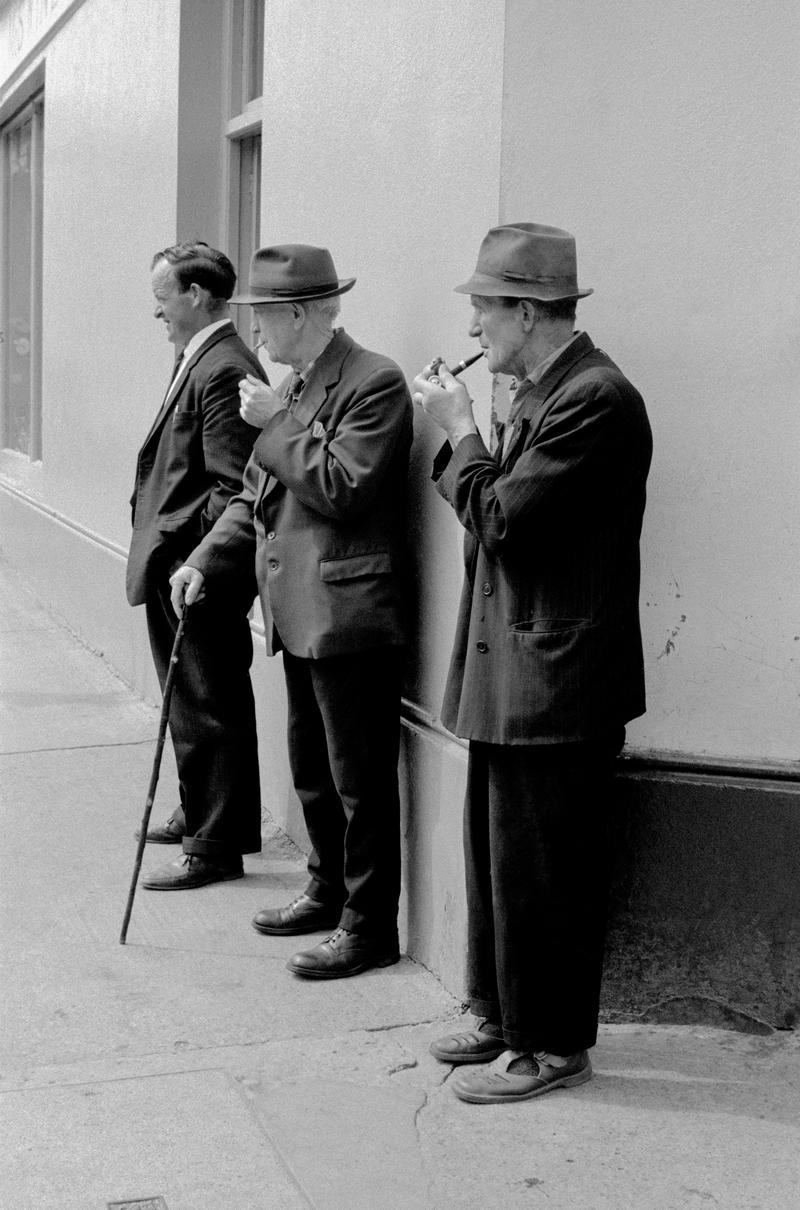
412 355 480 445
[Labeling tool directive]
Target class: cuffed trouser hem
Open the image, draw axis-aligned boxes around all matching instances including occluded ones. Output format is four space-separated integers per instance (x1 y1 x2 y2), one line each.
304 878 345 912
468 998 596 1054
182 836 253 861
468 997 501 1024
338 906 398 945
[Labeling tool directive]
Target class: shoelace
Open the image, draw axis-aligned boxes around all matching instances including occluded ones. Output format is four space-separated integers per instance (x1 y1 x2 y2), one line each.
323 927 352 946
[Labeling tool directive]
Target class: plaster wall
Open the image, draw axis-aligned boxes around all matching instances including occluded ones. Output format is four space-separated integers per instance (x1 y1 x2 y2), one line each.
502 0 800 763
1 0 181 553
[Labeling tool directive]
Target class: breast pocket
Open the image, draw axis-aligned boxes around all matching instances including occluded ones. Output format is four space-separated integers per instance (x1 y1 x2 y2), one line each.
165 411 202 471
171 409 202 431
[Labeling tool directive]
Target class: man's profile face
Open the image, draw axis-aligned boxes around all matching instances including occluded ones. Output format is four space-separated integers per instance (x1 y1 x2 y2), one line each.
253 303 299 366
151 260 199 348
468 295 525 377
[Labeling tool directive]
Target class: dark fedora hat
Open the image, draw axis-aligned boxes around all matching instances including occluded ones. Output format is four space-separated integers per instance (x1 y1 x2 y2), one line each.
455 222 593 301
230 244 356 304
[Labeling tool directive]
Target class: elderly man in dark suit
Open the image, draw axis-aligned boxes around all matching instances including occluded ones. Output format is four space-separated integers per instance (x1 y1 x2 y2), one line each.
127 242 265 890
171 244 413 978
413 223 652 1104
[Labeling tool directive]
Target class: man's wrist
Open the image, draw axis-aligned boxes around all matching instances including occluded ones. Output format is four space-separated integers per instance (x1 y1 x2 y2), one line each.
447 419 479 446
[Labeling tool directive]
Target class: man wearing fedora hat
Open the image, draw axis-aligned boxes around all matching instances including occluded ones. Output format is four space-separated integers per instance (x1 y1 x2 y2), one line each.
413 223 652 1103
170 244 413 978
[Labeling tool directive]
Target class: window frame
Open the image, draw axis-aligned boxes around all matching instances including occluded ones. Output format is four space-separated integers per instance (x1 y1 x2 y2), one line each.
223 0 264 344
1 90 44 460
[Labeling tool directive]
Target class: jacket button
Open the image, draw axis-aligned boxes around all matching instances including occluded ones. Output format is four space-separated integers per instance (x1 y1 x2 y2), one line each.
476 640 489 653
266 531 276 541
268 560 279 572
481 582 493 596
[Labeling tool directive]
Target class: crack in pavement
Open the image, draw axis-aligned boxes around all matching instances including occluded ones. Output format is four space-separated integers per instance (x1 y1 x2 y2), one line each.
0 738 155 756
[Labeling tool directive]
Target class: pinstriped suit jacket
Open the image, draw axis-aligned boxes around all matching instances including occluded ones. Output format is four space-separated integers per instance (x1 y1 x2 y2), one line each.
433 332 652 744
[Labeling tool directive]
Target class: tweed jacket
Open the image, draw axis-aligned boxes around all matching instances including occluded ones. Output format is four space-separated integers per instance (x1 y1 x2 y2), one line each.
126 322 264 606
434 332 652 744
186 328 413 658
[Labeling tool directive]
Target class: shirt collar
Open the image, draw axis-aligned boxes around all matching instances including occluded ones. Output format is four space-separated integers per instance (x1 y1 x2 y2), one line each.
178 317 232 366
525 330 583 387
296 328 337 385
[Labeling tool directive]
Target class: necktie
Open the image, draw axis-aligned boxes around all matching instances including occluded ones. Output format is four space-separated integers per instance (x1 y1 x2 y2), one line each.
501 379 535 459
163 350 185 404
285 373 304 412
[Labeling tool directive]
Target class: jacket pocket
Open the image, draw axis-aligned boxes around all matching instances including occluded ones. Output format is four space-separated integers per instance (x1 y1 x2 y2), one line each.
171 410 201 428
319 552 392 582
156 511 199 533
509 617 590 634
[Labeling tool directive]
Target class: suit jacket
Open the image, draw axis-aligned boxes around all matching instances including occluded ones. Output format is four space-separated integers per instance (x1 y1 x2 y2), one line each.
126 322 265 606
186 328 413 658
433 332 652 744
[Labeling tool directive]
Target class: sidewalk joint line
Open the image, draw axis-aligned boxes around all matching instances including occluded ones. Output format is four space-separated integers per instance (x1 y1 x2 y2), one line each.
0 738 155 757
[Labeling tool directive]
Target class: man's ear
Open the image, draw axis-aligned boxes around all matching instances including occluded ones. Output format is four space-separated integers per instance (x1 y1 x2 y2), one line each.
291 302 306 327
518 299 537 331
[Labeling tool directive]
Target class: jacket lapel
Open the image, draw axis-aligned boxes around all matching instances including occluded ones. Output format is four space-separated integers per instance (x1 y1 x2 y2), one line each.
500 333 597 468
258 331 351 505
140 322 239 450
292 329 349 428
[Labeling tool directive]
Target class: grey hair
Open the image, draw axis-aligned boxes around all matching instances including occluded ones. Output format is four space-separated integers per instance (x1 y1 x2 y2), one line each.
305 295 341 323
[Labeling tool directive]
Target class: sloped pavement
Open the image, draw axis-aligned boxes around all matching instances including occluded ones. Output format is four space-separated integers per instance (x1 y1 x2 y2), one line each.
0 552 798 1210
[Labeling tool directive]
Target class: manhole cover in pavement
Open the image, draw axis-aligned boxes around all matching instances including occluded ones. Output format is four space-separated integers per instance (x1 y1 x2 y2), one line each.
107 1200 168 1209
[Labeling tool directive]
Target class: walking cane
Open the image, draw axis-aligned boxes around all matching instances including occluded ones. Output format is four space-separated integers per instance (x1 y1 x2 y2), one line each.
119 603 190 945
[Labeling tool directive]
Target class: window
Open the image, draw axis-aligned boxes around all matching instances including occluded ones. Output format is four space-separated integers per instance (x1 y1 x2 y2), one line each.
230 0 265 111
226 1 263 344
1 93 44 459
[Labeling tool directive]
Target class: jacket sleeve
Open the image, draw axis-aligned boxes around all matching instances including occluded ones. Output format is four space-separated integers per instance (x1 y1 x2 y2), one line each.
201 361 264 525
187 450 260 583
435 379 628 556
251 366 412 521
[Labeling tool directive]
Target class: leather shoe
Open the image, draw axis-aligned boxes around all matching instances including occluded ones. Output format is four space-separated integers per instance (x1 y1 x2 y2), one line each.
142 853 243 890
287 927 400 979
136 815 185 844
252 893 341 936
452 1049 592 1104
429 1019 506 1064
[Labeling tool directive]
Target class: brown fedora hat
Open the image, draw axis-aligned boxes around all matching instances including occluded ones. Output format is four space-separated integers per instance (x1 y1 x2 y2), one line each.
230 244 356 304
455 222 593 301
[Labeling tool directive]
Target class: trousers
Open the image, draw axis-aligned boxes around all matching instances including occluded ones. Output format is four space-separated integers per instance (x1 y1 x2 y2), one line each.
464 731 623 1055
145 579 262 858
282 645 403 940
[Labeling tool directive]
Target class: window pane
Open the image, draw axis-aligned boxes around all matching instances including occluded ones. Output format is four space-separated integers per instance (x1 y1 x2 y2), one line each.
234 133 262 345
6 115 34 454
246 0 265 102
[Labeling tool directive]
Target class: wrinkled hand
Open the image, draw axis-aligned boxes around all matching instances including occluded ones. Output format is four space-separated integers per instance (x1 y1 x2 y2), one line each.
238 373 284 428
411 362 478 444
169 565 205 617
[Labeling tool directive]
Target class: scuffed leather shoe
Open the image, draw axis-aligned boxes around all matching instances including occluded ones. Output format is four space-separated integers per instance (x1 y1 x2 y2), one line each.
452 1049 592 1104
429 1019 506 1064
142 853 243 890
252 893 341 936
136 815 185 844
287 927 400 979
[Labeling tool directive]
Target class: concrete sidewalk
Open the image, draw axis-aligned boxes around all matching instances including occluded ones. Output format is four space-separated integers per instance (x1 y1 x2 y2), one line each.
0 552 798 1210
